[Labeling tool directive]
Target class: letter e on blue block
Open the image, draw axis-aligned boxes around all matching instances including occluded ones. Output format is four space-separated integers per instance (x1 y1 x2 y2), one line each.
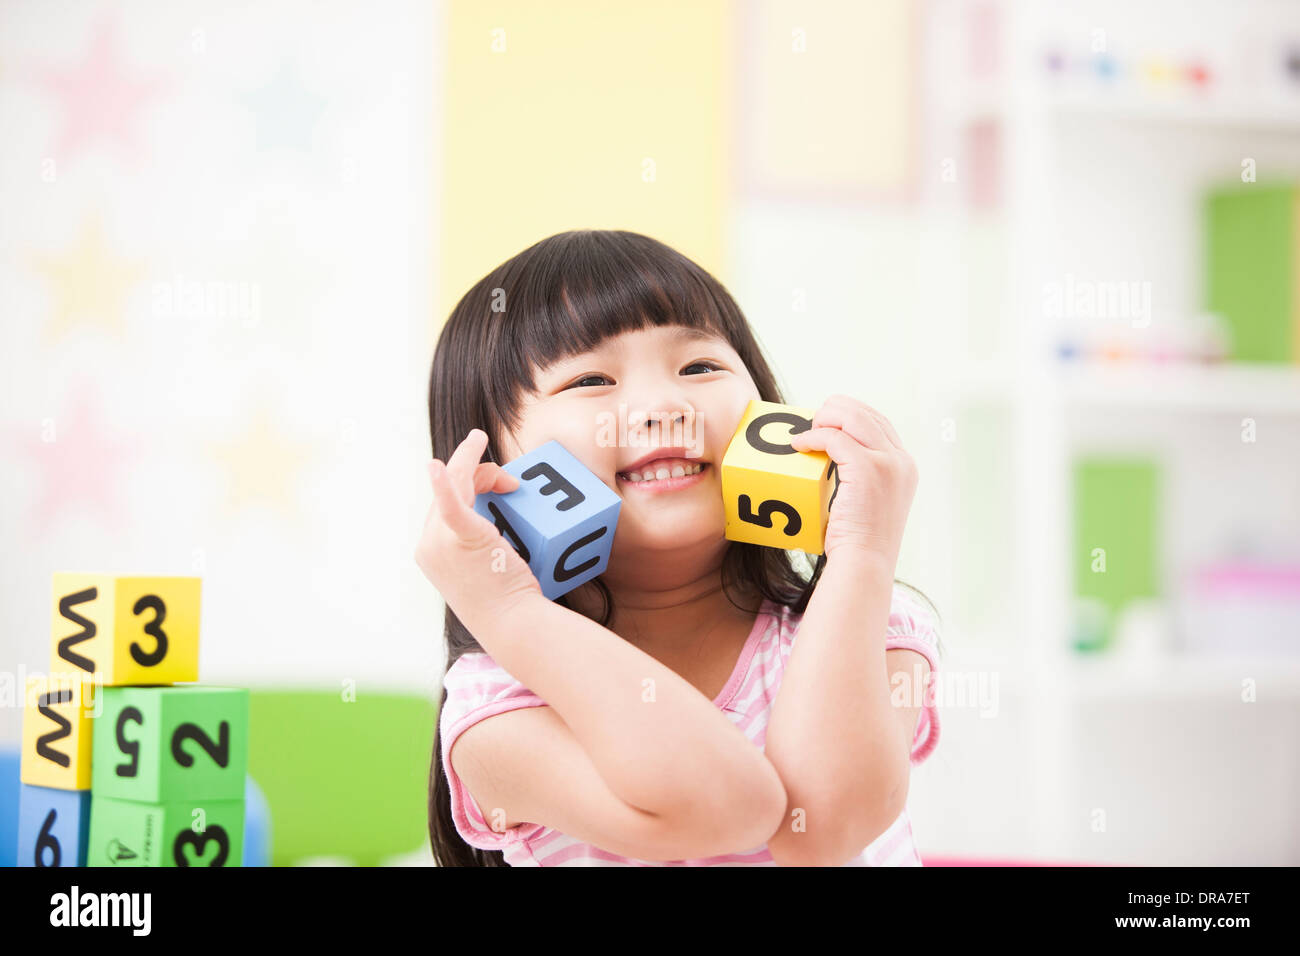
473 440 621 600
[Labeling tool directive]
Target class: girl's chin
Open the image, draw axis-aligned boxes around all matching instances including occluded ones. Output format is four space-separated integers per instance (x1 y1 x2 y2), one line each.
611 530 726 556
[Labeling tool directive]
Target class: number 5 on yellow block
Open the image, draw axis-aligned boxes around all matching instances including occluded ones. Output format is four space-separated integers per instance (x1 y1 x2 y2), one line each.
721 399 838 555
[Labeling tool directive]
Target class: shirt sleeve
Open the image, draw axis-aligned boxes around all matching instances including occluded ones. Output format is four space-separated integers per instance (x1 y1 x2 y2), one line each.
885 586 942 765
439 652 550 850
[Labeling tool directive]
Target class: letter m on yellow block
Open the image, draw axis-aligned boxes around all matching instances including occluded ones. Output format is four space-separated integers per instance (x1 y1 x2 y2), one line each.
51 574 201 686
21 674 96 790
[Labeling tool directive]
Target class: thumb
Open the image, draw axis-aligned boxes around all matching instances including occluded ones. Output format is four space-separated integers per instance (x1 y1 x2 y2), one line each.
474 462 520 495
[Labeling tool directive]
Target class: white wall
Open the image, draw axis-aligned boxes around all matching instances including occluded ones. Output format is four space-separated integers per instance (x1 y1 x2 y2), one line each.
0 0 441 752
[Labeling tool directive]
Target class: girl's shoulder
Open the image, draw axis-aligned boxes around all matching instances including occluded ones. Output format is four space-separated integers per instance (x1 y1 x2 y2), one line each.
887 584 943 648
442 651 540 716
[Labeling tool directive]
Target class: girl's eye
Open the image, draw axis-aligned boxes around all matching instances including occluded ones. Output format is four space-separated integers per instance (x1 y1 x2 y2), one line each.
567 362 720 389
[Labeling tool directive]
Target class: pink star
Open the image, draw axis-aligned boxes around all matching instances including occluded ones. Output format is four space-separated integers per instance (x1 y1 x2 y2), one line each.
30 14 171 166
10 381 144 536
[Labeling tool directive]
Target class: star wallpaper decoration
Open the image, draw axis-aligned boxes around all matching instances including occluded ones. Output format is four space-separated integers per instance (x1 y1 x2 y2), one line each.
208 397 320 531
28 12 171 167
237 60 328 154
10 379 145 537
31 210 149 343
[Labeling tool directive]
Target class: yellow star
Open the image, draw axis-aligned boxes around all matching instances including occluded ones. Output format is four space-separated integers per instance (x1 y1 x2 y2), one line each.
33 212 147 343
210 400 318 526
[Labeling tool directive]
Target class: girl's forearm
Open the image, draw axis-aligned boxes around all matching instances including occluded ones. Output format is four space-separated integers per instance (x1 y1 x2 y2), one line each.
764 551 908 865
463 591 787 844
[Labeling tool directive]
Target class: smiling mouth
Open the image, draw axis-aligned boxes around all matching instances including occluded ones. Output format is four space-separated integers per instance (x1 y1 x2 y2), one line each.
616 461 709 487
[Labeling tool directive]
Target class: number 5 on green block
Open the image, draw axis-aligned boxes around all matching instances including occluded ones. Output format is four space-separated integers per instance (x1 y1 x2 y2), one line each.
92 686 249 804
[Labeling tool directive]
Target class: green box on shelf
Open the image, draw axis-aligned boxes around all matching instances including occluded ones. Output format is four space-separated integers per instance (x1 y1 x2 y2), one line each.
1205 182 1299 364
87 794 244 867
92 686 249 804
1072 458 1161 651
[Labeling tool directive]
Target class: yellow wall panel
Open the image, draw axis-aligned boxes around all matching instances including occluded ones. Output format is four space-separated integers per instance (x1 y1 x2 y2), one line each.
742 0 917 198
439 0 732 321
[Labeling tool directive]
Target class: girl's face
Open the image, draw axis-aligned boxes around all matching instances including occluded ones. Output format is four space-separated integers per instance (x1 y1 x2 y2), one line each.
496 324 762 556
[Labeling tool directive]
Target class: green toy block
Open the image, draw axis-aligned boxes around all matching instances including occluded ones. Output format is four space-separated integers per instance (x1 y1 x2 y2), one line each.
87 794 244 867
92 686 249 804
1205 183 1299 364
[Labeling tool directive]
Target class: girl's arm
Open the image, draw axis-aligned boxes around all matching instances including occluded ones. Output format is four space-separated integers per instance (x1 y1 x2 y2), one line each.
762 550 922 866
464 590 789 851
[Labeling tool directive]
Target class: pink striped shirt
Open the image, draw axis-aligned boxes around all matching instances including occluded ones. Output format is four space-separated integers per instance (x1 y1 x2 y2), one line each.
439 583 942 866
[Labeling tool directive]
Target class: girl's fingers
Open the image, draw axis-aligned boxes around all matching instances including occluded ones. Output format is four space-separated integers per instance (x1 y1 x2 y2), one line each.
473 462 519 495
861 406 904 450
429 460 487 542
446 428 490 499
823 395 905 450
810 401 892 451
788 426 862 466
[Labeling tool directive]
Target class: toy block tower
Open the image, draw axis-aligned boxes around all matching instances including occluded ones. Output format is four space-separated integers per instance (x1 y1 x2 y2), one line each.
17 574 249 866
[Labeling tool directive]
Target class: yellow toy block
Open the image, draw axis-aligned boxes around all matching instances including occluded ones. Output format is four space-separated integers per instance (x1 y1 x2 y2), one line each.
51 574 201 686
21 674 97 790
721 399 839 555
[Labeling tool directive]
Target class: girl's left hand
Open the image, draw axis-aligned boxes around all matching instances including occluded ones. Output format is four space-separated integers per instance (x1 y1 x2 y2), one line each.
787 395 918 569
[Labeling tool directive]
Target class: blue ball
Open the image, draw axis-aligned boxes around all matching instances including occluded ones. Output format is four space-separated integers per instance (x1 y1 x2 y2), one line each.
243 775 271 867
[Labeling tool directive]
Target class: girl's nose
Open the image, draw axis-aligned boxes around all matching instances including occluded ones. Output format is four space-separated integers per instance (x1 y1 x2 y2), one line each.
635 406 694 430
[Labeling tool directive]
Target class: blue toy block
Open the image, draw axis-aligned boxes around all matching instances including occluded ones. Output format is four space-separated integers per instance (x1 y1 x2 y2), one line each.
473 439 621 601
17 783 92 867
1 747 19 867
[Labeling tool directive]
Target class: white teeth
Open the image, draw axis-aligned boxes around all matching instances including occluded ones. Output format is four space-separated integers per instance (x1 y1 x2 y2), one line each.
621 462 704 482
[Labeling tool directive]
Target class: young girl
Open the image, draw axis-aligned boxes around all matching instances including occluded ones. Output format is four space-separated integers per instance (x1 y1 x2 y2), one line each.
415 229 943 866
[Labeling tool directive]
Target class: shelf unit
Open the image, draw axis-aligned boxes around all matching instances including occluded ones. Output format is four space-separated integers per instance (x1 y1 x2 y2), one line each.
929 0 1300 863
958 360 1300 413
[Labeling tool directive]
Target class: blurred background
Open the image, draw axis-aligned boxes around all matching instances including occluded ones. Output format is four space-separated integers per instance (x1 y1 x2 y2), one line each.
2 0 1297 866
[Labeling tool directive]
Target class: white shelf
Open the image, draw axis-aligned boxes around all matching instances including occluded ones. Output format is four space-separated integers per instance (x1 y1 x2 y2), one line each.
927 0 1300 863
944 645 1300 699
951 82 1300 133
1035 91 1300 132
1058 362 1300 413
1062 652 1300 698
950 360 1300 415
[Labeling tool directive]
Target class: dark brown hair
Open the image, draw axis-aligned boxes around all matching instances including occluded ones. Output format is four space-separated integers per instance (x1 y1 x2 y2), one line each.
425 229 941 866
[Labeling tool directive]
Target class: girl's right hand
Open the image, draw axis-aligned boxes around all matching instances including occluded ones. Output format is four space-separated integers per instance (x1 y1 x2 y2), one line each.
414 429 544 628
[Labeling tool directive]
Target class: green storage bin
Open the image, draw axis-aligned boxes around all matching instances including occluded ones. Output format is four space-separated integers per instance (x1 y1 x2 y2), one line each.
1205 182 1299 364
1072 458 1161 652
247 688 437 866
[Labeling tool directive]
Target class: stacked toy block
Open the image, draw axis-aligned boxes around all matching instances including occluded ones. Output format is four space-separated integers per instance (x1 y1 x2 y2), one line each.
17 574 249 866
